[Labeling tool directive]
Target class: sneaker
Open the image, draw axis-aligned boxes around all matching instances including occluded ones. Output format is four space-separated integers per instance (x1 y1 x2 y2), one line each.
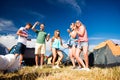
40 66 43 69
55 65 61 69
52 66 56 69
35 66 38 69
80 68 90 71
77 66 82 69
71 66 76 69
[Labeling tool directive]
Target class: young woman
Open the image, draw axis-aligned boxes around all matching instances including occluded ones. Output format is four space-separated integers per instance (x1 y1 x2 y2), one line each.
51 30 64 69
67 23 78 69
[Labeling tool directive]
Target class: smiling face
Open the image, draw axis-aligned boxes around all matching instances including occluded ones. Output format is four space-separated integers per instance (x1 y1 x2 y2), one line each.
70 23 76 30
40 24 44 30
54 30 60 38
75 20 81 28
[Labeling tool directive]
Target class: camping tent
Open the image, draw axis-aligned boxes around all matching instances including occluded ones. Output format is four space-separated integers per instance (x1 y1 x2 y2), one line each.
23 48 35 66
90 40 120 67
0 43 9 55
47 49 70 65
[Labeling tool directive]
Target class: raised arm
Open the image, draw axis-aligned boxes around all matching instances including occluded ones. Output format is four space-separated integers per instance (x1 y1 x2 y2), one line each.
46 33 50 41
67 29 77 39
32 21 39 32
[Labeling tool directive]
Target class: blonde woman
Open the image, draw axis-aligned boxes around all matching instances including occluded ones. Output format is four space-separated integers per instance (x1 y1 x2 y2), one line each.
67 23 78 69
51 30 64 69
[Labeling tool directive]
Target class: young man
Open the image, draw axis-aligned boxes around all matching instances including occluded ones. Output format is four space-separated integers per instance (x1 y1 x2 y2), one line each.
75 20 90 71
15 23 32 66
32 21 50 68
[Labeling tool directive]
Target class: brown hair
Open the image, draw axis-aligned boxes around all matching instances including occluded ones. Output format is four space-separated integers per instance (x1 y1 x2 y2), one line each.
26 23 32 28
54 30 60 38
52 30 60 42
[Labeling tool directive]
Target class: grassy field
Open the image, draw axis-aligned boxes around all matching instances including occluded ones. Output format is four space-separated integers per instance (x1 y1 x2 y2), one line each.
0 65 120 80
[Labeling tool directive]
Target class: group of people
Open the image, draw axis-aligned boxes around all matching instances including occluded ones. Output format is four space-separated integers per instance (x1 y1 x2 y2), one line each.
67 20 89 71
14 20 89 71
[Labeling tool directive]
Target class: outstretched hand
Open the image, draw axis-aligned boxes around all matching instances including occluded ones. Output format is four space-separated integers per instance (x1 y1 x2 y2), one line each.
35 21 40 25
67 29 71 33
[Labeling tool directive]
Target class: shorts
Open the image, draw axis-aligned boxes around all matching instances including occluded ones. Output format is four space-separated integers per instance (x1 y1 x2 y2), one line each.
77 41 88 49
35 43 46 55
67 39 77 48
15 42 26 54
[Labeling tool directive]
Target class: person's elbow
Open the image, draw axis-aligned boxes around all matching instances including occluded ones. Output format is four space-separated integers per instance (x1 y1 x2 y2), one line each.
31 27 34 30
16 31 20 35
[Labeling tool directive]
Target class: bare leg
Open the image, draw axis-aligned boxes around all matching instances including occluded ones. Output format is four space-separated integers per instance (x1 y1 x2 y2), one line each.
69 48 75 67
83 46 89 68
57 50 63 66
35 54 39 66
75 48 86 68
19 54 23 66
14 54 19 58
40 54 44 66
52 48 57 67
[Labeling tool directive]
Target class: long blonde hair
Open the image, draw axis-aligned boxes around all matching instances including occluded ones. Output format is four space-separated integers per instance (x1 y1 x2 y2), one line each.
51 30 61 42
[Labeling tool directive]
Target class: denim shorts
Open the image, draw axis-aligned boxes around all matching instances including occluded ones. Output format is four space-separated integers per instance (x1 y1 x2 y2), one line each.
77 41 88 49
15 42 26 54
67 39 77 48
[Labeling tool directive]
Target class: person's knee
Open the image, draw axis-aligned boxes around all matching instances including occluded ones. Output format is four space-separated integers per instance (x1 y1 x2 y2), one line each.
75 55 80 61
53 55 57 59
84 52 88 56
35 54 39 56
61 55 63 59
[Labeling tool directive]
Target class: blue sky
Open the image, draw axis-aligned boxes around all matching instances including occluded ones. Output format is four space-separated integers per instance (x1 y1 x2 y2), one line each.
0 0 120 50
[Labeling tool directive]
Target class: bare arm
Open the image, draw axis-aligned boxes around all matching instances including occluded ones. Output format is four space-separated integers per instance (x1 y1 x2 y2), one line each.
76 26 85 37
32 21 39 32
60 38 63 46
67 29 77 39
60 38 68 48
46 34 50 41
50 37 54 50
16 30 28 38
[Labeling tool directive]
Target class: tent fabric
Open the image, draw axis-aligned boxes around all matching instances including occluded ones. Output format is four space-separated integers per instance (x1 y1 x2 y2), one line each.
94 45 120 65
0 43 9 55
47 50 69 65
92 40 120 67
94 40 120 56
0 54 20 72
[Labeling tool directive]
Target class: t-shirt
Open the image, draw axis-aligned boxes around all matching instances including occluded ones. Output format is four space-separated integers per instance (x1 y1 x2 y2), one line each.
78 25 88 42
35 30 47 44
17 27 28 45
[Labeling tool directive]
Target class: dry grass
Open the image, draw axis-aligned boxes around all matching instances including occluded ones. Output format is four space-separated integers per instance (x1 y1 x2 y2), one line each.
0 65 120 80
36 66 120 80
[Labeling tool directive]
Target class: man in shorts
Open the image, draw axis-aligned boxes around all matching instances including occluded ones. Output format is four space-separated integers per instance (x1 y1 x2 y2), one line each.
32 21 50 68
15 23 32 66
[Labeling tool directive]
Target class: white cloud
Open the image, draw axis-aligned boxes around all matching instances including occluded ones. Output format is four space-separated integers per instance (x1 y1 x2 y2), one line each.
0 35 36 49
110 39 120 45
0 18 17 32
47 0 85 15
28 11 45 19
0 34 17 49
89 37 105 40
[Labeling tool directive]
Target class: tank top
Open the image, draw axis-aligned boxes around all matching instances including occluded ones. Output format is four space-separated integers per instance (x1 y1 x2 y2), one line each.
52 38 61 49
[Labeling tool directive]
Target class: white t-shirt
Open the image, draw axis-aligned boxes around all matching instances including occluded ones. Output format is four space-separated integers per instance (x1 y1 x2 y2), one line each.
17 27 28 45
